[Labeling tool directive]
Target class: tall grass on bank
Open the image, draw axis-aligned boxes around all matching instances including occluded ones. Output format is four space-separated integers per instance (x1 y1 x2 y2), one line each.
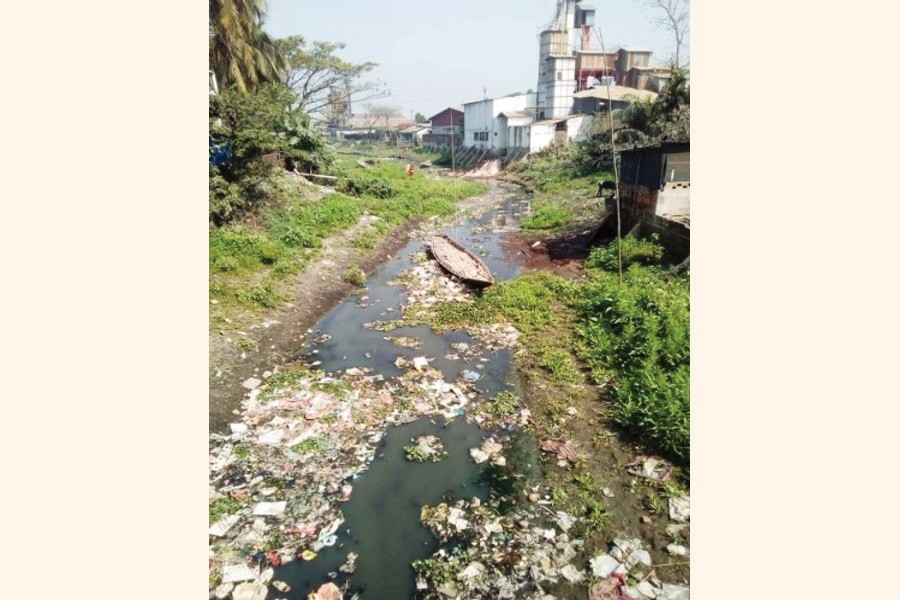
577 253 690 464
407 236 690 465
209 163 487 315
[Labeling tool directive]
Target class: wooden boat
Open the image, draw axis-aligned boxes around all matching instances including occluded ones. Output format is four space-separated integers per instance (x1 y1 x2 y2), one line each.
429 234 494 287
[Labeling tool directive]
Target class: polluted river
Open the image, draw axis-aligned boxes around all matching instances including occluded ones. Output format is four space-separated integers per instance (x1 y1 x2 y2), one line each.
208 180 691 600
276 184 530 598
210 183 554 599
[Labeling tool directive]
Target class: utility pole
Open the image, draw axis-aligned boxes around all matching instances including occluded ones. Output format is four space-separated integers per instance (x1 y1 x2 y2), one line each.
450 109 456 172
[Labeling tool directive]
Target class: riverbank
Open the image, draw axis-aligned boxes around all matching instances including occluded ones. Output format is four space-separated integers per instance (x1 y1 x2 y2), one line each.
209 163 487 432
209 179 690 599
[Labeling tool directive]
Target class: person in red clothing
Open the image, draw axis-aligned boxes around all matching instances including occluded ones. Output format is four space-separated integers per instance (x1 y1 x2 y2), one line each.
406 163 415 177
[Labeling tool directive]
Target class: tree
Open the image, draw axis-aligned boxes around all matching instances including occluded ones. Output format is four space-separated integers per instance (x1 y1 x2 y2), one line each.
364 104 401 127
414 112 427 123
618 69 689 142
645 0 689 69
277 36 388 120
209 0 287 92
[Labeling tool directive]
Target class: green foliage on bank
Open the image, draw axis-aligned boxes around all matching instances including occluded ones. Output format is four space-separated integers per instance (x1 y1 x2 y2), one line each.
577 249 690 464
209 84 334 225
521 205 575 230
410 238 690 465
584 234 664 271
209 162 486 318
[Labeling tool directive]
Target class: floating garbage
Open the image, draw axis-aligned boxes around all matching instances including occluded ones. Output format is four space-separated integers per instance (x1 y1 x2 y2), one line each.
468 437 505 465
338 552 358 574
461 369 482 383
404 435 448 462
308 581 343 600
231 581 267 600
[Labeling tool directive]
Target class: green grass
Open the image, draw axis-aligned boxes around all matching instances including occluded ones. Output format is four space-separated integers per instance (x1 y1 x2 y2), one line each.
234 282 283 309
291 436 331 454
521 205 574 230
585 234 665 271
352 229 381 249
256 367 310 402
342 265 366 286
576 243 690 465
505 143 607 194
236 336 256 352
311 380 352 395
209 165 486 323
233 444 252 461
476 391 521 418
209 497 243 524
408 238 690 466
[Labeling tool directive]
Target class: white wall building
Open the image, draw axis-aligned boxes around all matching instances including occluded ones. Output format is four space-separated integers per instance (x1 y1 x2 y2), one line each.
507 114 593 154
463 92 536 150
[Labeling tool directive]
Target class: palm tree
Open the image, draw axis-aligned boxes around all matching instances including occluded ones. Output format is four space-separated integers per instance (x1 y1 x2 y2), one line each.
209 0 287 92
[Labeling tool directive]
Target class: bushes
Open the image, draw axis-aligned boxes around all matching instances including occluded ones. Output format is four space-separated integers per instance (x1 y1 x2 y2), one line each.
336 172 398 198
575 255 690 464
267 194 362 249
584 234 664 271
209 226 287 272
521 205 574 230
209 84 333 225
506 143 601 192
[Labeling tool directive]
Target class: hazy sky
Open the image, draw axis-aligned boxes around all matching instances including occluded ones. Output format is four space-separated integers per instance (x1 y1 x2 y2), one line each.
263 0 688 117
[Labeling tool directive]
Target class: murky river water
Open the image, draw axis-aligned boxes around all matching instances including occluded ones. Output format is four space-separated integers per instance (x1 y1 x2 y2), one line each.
274 184 533 598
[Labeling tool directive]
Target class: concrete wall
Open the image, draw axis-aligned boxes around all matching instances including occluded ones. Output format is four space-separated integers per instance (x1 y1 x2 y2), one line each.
606 193 688 260
529 123 556 153
640 214 690 260
656 184 690 218
566 115 594 142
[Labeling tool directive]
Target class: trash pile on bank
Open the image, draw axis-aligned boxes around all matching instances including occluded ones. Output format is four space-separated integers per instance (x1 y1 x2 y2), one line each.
412 495 690 600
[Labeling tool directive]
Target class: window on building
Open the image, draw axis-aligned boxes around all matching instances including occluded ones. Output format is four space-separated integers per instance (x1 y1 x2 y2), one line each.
474 131 489 141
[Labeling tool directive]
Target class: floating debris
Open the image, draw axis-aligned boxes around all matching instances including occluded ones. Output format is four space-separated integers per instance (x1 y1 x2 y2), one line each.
404 435 449 462
468 437 505 466
386 335 422 349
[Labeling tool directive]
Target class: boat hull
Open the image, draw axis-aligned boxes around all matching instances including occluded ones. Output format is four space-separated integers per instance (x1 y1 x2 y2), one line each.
429 235 494 287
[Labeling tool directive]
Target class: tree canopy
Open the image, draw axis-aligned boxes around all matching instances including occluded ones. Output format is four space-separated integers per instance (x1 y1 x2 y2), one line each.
277 35 387 121
209 0 287 93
